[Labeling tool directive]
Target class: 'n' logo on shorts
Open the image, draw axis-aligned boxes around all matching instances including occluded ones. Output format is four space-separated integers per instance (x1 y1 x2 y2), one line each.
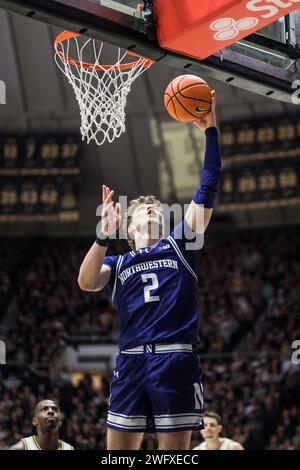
193 383 203 410
146 344 153 353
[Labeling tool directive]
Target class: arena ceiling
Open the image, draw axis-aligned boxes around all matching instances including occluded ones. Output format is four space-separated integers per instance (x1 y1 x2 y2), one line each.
0 10 297 129
0 9 299 233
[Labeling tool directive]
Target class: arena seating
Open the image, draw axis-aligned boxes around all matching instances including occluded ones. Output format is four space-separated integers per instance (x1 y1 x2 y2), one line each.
1 228 299 449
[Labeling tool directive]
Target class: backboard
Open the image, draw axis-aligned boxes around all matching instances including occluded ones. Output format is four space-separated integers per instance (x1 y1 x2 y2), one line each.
0 0 299 103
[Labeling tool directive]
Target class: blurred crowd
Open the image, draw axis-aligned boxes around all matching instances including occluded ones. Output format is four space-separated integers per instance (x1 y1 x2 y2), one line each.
5 240 117 365
0 366 110 449
0 228 299 449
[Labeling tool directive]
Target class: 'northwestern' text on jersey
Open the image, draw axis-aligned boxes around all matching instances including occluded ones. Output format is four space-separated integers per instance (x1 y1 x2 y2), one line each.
103 221 201 350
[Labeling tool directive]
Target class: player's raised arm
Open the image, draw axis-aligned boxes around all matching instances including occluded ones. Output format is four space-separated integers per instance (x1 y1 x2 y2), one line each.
78 185 121 292
185 91 222 234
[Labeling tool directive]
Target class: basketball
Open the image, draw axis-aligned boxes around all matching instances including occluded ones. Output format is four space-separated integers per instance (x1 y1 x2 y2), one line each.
164 75 212 122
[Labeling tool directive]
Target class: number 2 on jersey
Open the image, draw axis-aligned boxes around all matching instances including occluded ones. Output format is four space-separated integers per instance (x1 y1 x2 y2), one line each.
141 273 160 303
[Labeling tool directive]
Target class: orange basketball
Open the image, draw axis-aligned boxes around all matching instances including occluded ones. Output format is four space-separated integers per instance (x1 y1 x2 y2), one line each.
164 75 212 122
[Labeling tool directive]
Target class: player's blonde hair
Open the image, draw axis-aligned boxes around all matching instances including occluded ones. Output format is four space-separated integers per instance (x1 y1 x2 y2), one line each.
124 195 164 250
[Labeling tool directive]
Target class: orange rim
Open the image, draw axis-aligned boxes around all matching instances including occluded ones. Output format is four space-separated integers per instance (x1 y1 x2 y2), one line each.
54 31 154 71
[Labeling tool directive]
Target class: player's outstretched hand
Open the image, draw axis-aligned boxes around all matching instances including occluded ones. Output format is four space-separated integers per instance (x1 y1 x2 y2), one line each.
101 185 121 236
194 90 216 131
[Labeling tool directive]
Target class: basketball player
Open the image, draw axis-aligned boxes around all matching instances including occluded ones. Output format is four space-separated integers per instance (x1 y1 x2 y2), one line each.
193 411 244 450
10 399 74 450
78 91 222 450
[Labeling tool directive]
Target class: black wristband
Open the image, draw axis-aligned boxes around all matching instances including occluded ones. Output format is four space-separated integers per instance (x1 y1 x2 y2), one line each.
95 234 110 247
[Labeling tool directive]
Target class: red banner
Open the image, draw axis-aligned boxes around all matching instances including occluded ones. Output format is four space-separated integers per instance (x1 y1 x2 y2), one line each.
155 0 300 60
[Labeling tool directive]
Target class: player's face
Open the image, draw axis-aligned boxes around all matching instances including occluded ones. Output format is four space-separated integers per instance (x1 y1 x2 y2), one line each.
33 401 61 432
201 417 222 440
131 203 164 240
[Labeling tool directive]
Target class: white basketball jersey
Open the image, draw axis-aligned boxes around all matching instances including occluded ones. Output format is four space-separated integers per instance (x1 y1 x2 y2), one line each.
194 437 233 450
22 435 74 450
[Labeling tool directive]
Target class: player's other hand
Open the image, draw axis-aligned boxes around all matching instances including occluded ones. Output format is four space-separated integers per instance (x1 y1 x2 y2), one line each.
101 185 121 236
194 90 217 131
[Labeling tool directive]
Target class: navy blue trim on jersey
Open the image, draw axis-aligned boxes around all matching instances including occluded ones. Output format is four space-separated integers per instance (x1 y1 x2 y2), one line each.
112 255 123 302
102 220 200 351
167 236 198 281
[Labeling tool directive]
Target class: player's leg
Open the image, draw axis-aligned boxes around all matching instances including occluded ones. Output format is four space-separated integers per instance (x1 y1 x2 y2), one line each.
147 350 204 450
157 431 192 450
107 354 149 450
107 429 144 450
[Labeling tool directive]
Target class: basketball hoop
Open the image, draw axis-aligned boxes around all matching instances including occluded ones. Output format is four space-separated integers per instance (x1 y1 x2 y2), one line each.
54 31 154 146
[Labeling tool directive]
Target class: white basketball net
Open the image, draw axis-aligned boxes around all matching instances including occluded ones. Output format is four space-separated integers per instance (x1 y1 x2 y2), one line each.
54 33 152 145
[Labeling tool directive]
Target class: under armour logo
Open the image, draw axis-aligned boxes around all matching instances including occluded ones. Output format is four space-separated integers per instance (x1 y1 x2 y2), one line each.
210 17 259 41
161 244 170 250
113 370 119 378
